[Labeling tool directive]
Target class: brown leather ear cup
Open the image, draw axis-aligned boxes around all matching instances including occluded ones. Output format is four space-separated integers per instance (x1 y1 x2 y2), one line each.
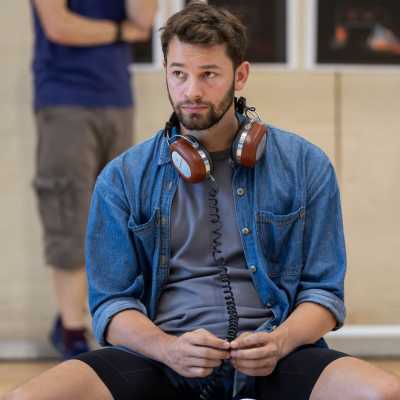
169 137 213 183
167 118 267 183
231 121 268 167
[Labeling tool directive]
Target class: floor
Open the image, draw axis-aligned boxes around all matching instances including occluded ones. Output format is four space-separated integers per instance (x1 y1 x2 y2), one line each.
0 361 57 394
1 358 400 395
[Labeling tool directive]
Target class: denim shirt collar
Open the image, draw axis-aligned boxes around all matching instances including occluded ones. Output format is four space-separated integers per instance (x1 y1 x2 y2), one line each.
158 134 171 166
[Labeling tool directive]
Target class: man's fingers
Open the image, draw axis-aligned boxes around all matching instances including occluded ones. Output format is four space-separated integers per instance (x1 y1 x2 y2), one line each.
231 356 275 370
189 345 230 360
234 331 253 341
185 366 214 378
230 332 267 349
187 329 230 350
185 357 222 368
231 344 279 360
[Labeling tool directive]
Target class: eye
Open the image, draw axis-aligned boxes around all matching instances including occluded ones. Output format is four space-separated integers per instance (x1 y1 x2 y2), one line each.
172 70 186 80
203 71 217 79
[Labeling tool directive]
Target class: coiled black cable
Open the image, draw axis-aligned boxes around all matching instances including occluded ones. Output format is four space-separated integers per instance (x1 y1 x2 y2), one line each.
199 183 239 400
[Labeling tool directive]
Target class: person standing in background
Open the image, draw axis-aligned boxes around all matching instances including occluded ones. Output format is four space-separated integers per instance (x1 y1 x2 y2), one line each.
31 0 157 359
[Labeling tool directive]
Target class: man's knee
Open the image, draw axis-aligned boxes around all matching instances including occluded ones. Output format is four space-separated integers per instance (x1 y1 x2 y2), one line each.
2 387 32 400
373 373 400 400
345 370 400 400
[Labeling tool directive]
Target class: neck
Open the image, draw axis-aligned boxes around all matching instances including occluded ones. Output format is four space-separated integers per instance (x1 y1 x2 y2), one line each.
181 103 239 152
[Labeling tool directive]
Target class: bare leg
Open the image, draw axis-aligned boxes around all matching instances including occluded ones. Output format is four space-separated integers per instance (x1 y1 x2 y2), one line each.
311 356 400 400
2 360 112 400
51 267 87 328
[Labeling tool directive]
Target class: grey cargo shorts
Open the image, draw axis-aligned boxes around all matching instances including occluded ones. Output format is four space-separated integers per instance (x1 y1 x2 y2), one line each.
33 106 133 270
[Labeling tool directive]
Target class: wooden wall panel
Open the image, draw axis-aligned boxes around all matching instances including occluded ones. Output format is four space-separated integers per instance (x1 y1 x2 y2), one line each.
341 74 400 324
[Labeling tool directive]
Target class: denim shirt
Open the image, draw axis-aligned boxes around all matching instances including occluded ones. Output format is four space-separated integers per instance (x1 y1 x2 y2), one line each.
86 123 346 353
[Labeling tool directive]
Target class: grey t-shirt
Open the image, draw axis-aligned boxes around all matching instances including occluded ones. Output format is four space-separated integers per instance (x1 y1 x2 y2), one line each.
154 149 272 339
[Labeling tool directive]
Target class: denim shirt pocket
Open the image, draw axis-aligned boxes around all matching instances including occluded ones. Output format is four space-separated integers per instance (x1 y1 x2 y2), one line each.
256 207 305 277
128 208 160 269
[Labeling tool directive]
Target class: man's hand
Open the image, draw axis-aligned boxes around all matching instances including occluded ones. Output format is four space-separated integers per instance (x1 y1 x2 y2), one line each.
229 330 287 376
121 20 151 42
163 328 231 378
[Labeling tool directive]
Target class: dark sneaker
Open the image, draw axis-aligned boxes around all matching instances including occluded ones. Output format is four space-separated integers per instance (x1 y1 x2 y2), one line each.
49 315 90 360
63 336 90 360
49 314 64 356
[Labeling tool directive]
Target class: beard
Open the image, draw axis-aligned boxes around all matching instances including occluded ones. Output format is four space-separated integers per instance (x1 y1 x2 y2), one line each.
167 80 235 131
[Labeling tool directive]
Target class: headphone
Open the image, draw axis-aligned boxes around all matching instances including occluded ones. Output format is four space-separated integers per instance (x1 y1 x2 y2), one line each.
164 97 268 183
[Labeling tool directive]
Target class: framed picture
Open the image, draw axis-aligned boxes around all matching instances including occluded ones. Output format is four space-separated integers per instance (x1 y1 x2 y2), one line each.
130 1 177 70
185 0 296 68
307 0 400 70
132 0 296 70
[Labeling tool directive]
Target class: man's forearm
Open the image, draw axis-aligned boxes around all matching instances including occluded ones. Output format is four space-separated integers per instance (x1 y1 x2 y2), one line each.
272 302 337 359
34 0 152 46
45 13 120 46
126 0 158 31
106 309 175 364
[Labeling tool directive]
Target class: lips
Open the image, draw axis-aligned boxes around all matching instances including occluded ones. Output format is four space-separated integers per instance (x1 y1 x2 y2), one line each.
181 105 208 112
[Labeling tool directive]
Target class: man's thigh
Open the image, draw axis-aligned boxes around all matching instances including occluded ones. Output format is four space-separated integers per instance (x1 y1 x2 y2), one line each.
74 347 185 400
254 345 347 400
310 356 400 400
8 359 113 400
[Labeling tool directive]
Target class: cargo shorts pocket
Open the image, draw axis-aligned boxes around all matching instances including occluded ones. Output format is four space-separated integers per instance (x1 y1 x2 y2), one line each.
33 177 74 234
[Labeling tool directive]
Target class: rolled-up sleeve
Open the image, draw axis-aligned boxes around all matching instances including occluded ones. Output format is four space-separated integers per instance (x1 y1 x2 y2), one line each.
92 297 147 346
85 170 147 345
296 152 346 329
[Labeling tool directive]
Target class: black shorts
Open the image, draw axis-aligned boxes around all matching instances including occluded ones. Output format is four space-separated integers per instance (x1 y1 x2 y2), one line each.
74 344 348 400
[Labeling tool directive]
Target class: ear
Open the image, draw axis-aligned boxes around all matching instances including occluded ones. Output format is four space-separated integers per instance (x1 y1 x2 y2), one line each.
234 61 250 92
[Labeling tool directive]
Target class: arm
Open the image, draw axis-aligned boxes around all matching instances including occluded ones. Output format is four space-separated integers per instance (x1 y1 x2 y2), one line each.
107 309 230 378
106 309 175 363
231 150 346 376
230 302 336 376
33 0 154 46
295 155 346 326
271 302 336 358
87 168 228 378
125 0 158 31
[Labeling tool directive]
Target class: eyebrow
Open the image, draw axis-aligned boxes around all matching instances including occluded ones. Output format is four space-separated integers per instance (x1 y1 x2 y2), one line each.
169 62 221 70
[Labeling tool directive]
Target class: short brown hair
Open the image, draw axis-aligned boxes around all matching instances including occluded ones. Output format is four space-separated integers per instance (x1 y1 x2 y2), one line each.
160 1 248 68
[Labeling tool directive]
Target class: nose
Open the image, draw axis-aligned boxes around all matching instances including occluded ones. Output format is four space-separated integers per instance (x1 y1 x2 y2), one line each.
184 77 203 101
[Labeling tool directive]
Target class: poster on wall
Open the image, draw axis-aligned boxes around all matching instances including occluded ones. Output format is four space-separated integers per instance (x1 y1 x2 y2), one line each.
130 1 175 69
309 0 400 68
132 0 295 69
185 0 290 65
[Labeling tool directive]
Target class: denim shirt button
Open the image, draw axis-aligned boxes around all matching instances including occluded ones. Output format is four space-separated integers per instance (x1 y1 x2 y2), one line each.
241 227 251 235
271 325 277 331
160 255 167 266
165 181 173 191
249 265 256 273
236 187 246 196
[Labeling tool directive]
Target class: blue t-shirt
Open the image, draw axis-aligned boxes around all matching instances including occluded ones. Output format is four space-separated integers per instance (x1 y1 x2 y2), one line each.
31 0 133 110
